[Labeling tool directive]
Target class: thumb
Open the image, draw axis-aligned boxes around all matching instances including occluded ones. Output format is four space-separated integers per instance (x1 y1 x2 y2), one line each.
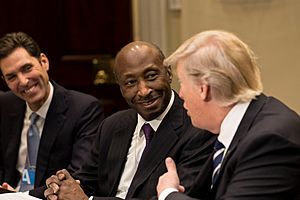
165 157 177 173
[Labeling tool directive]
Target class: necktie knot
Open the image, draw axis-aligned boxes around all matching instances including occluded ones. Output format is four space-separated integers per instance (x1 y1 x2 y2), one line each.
214 139 225 151
142 123 154 147
30 112 39 124
28 113 40 138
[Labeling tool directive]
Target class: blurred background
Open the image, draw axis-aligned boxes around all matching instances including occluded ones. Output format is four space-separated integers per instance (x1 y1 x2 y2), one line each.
0 0 299 115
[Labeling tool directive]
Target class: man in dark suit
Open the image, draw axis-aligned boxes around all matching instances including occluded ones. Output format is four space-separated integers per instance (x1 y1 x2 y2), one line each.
44 41 215 200
0 32 105 198
157 30 300 200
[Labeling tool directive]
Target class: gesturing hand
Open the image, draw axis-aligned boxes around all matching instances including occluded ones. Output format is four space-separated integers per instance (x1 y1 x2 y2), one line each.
157 157 185 197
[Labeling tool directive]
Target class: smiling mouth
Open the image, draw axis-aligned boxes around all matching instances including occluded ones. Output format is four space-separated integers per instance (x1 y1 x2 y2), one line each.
138 96 159 108
22 84 37 95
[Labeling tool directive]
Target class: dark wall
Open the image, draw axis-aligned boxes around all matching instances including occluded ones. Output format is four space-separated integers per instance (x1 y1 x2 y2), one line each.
0 0 132 62
0 0 132 116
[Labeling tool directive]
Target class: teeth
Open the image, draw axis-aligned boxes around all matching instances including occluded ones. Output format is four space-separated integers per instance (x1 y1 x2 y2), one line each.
24 85 35 94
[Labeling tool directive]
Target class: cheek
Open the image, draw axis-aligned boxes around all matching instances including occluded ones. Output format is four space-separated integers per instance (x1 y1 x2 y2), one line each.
185 95 200 114
120 88 135 102
6 82 17 91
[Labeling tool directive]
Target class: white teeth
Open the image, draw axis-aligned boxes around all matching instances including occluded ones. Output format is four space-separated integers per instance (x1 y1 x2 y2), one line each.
24 85 35 94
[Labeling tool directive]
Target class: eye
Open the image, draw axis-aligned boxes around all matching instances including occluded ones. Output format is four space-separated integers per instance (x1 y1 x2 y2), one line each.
22 64 33 73
5 74 17 82
145 72 158 80
124 79 136 87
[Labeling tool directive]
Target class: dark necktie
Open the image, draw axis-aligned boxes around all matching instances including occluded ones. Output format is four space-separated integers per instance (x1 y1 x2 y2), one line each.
142 123 154 148
211 139 225 187
20 112 40 191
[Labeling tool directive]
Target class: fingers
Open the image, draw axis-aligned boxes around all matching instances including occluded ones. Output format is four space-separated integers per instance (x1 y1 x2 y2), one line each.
46 169 71 187
46 175 60 188
44 187 58 200
45 169 70 198
49 182 60 194
56 169 71 180
178 185 185 193
165 157 177 174
46 194 58 200
1 182 15 191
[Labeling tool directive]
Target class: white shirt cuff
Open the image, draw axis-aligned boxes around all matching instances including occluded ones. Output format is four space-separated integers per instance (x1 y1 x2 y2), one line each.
89 196 94 200
158 188 178 200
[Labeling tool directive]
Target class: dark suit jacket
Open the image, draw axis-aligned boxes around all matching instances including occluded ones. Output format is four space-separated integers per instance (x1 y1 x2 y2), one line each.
0 81 105 198
166 94 300 200
73 92 216 200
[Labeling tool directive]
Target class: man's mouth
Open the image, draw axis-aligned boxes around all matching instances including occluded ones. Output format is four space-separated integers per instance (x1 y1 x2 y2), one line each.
22 84 37 95
138 96 159 109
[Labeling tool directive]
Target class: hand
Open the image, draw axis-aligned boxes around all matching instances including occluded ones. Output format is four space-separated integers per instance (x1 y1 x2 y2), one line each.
1 182 16 192
44 169 87 200
44 169 65 200
157 157 185 196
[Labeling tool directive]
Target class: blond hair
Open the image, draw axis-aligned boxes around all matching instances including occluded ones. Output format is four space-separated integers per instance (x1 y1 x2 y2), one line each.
165 30 263 106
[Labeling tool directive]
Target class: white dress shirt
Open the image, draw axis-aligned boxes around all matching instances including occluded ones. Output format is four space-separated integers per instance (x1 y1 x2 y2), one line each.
115 91 175 199
16 82 54 191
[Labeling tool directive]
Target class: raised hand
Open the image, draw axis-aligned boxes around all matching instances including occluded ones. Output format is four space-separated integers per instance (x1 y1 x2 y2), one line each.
157 157 185 196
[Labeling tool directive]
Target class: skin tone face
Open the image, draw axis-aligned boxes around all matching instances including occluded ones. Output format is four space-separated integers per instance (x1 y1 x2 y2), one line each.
177 62 204 128
114 43 172 121
0 47 50 111
177 61 220 134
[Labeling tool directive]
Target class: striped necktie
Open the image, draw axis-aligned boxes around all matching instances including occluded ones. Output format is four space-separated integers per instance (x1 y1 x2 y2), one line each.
211 139 225 187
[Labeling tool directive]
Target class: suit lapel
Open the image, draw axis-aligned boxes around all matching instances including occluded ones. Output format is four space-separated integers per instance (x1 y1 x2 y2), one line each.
35 83 67 186
188 153 214 198
108 110 137 196
216 94 267 185
126 94 183 197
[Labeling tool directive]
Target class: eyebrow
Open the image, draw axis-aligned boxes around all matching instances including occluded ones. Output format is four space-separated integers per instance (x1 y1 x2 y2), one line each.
3 63 33 78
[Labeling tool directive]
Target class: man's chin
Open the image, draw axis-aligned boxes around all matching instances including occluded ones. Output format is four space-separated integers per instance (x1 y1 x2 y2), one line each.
140 110 162 121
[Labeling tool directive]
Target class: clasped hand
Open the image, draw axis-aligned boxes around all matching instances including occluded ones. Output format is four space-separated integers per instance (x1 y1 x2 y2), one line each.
44 169 88 200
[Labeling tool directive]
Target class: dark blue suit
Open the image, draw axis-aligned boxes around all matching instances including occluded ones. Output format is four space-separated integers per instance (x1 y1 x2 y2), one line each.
166 94 300 200
0 81 105 198
73 92 216 200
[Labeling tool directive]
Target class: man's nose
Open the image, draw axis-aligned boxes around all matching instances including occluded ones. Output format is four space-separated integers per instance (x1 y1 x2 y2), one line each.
137 81 151 97
17 73 28 85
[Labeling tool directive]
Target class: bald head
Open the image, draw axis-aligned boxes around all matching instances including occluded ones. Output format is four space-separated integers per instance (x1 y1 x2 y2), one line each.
114 41 165 77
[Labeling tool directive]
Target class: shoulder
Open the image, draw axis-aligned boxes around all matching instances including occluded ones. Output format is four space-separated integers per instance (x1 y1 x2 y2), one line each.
67 89 99 103
53 82 99 106
247 95 300 141
103 108 136 123
99 108 136 129
0 91 24 106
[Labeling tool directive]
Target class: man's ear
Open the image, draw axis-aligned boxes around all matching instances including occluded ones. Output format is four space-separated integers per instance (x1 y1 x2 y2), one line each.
166 65 173 83
39 53 49 71
199 83 210 101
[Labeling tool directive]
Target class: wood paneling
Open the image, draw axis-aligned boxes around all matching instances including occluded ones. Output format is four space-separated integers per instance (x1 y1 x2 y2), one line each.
0 0 132 116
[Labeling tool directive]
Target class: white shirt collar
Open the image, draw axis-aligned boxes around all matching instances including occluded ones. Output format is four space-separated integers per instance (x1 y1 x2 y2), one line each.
137 90 175 134
218 101 250 150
